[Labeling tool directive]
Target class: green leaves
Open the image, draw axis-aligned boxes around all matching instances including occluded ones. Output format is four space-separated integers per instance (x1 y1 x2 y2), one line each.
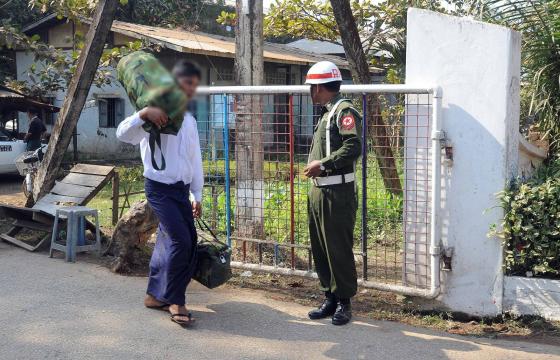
499 157 560 276
264 0 448 84
484 0 560 151
0 24 147 100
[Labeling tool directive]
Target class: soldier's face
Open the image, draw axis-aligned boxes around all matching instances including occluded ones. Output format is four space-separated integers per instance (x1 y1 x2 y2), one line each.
310 84 328 105
310 84 321 104
177 75 200 99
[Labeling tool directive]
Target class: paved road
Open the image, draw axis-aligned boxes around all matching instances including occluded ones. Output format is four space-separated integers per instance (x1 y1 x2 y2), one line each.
1 243 559 360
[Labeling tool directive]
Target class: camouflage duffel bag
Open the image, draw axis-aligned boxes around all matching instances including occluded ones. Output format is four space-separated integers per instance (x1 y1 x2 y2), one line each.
194 219 232 289
117 51 188 171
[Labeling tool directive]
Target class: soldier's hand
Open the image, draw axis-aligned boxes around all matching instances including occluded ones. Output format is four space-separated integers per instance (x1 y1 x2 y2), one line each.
304 160 323 178
139 107 168 129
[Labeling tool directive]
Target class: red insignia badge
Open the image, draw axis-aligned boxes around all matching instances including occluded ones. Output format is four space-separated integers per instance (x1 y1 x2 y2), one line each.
341 115 355 130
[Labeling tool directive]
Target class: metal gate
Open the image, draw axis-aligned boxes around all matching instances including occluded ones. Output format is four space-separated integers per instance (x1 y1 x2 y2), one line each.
194 85 442 298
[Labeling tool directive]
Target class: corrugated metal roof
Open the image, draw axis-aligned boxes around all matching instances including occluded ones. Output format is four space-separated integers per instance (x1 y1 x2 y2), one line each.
286 39 345 55
110 20 349 67
23 15 350 68
0 85 60 113
0 89 24 99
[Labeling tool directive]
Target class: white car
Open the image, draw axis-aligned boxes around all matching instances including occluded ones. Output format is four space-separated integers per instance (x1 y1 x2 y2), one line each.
0 128 27 174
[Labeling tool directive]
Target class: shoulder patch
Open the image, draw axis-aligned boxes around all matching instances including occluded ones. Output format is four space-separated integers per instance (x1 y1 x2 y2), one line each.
340 114 355 130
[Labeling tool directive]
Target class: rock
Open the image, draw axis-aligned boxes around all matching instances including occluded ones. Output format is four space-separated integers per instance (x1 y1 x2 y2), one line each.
109 200 158 273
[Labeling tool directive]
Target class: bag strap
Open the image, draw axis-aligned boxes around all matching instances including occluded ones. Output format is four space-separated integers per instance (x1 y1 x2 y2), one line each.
148 127 166 171
196 218 229 248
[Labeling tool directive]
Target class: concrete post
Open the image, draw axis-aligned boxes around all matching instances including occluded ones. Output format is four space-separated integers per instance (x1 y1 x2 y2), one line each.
405 9 520 316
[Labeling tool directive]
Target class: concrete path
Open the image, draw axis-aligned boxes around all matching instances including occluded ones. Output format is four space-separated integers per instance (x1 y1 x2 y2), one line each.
1 243 559 360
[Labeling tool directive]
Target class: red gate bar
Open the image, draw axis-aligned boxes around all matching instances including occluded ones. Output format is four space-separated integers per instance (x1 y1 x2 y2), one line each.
289 94 296 269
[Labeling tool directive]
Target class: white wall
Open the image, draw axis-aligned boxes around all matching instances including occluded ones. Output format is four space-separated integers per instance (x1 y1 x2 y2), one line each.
504 276 560 320
406 9 521 316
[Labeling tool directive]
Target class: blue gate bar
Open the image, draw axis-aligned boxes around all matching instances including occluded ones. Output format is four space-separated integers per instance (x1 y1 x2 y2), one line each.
223 94 232 246
361 94 368 280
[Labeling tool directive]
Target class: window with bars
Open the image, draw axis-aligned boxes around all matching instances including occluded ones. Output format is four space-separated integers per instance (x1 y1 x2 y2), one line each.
266 71 288 85
216 68 234 81
99 98 125 128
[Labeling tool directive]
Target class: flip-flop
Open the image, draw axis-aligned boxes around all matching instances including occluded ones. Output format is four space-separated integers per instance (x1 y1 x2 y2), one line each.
170 312 195 326
146 303 170 311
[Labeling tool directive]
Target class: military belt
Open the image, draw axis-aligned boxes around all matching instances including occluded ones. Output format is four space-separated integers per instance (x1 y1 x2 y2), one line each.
312 172 355 187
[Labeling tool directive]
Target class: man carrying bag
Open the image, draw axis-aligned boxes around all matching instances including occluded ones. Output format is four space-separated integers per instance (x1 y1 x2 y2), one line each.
117 57 204 327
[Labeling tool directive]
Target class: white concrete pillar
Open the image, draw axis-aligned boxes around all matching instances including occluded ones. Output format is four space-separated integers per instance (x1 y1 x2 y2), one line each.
405 9 520 315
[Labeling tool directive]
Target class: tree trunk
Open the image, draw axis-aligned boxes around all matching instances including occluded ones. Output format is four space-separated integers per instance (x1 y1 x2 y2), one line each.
109 200 159 273
329 0 402 195
30 0 120 204
234 0 265 239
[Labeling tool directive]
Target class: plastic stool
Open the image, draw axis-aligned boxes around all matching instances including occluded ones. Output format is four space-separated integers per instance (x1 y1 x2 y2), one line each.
49 206 101 262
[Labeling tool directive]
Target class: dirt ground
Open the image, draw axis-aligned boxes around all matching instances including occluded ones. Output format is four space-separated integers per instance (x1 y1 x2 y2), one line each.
1 175 559 347
0 174 26 207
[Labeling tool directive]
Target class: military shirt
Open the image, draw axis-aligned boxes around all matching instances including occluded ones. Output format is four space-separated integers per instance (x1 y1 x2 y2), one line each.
309 93 362 176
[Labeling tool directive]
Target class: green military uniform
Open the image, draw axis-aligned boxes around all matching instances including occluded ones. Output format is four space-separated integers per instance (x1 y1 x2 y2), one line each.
308 93 362 300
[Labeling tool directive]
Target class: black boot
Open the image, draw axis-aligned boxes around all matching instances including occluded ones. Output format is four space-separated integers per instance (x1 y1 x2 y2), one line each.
331 299 352 326
308 292 337 320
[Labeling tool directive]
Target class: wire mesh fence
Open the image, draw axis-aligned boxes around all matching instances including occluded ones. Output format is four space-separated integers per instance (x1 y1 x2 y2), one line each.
193 86 437 292
93 85 438 294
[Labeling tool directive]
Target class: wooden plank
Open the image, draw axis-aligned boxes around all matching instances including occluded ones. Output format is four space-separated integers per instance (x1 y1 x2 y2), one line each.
112 171 119 225
33 193 86 215
59 172 106 187
30 0 120 202
7 226 22 237
51 181 96 199
81 172 114 205
12 219 52 233
70 164 114 176
36 193 85 206
0 232 51 252
0 204 38 221
32 211 55 225
32 202 64 216
0 233 36 251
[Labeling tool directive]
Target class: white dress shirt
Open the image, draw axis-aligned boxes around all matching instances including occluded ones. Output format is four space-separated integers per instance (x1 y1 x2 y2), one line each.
116 111 204 202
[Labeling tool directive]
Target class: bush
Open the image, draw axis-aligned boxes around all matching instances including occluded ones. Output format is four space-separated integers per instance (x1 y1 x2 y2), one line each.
498 157 560 276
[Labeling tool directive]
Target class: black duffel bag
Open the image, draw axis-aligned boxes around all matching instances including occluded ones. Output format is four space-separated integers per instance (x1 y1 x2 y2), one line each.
193 219 232 289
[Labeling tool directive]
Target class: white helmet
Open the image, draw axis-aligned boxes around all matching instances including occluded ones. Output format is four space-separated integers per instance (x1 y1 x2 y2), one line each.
305 61 342 84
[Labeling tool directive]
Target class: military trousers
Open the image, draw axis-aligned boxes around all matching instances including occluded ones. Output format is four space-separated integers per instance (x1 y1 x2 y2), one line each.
308 182 358 299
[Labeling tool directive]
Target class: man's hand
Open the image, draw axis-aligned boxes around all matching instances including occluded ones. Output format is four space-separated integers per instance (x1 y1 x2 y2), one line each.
304 160 323 178
139 107 168 129
192 201 202 218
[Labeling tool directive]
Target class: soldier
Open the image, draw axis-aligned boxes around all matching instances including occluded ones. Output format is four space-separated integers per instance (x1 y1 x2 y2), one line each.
303 61 361 326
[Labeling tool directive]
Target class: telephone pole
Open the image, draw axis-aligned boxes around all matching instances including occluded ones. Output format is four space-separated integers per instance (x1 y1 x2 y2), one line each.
234 0 265 239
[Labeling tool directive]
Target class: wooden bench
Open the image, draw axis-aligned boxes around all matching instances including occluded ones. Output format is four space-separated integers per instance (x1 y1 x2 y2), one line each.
0 164 115 251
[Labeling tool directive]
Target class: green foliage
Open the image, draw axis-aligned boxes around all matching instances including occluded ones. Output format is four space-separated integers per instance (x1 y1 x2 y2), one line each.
497 156 560 276
119 0 234 35
29 0 128 20
91 159 404 253
483 1 560 150
0 0 42 29
0 24 144 101
262 0 449 82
